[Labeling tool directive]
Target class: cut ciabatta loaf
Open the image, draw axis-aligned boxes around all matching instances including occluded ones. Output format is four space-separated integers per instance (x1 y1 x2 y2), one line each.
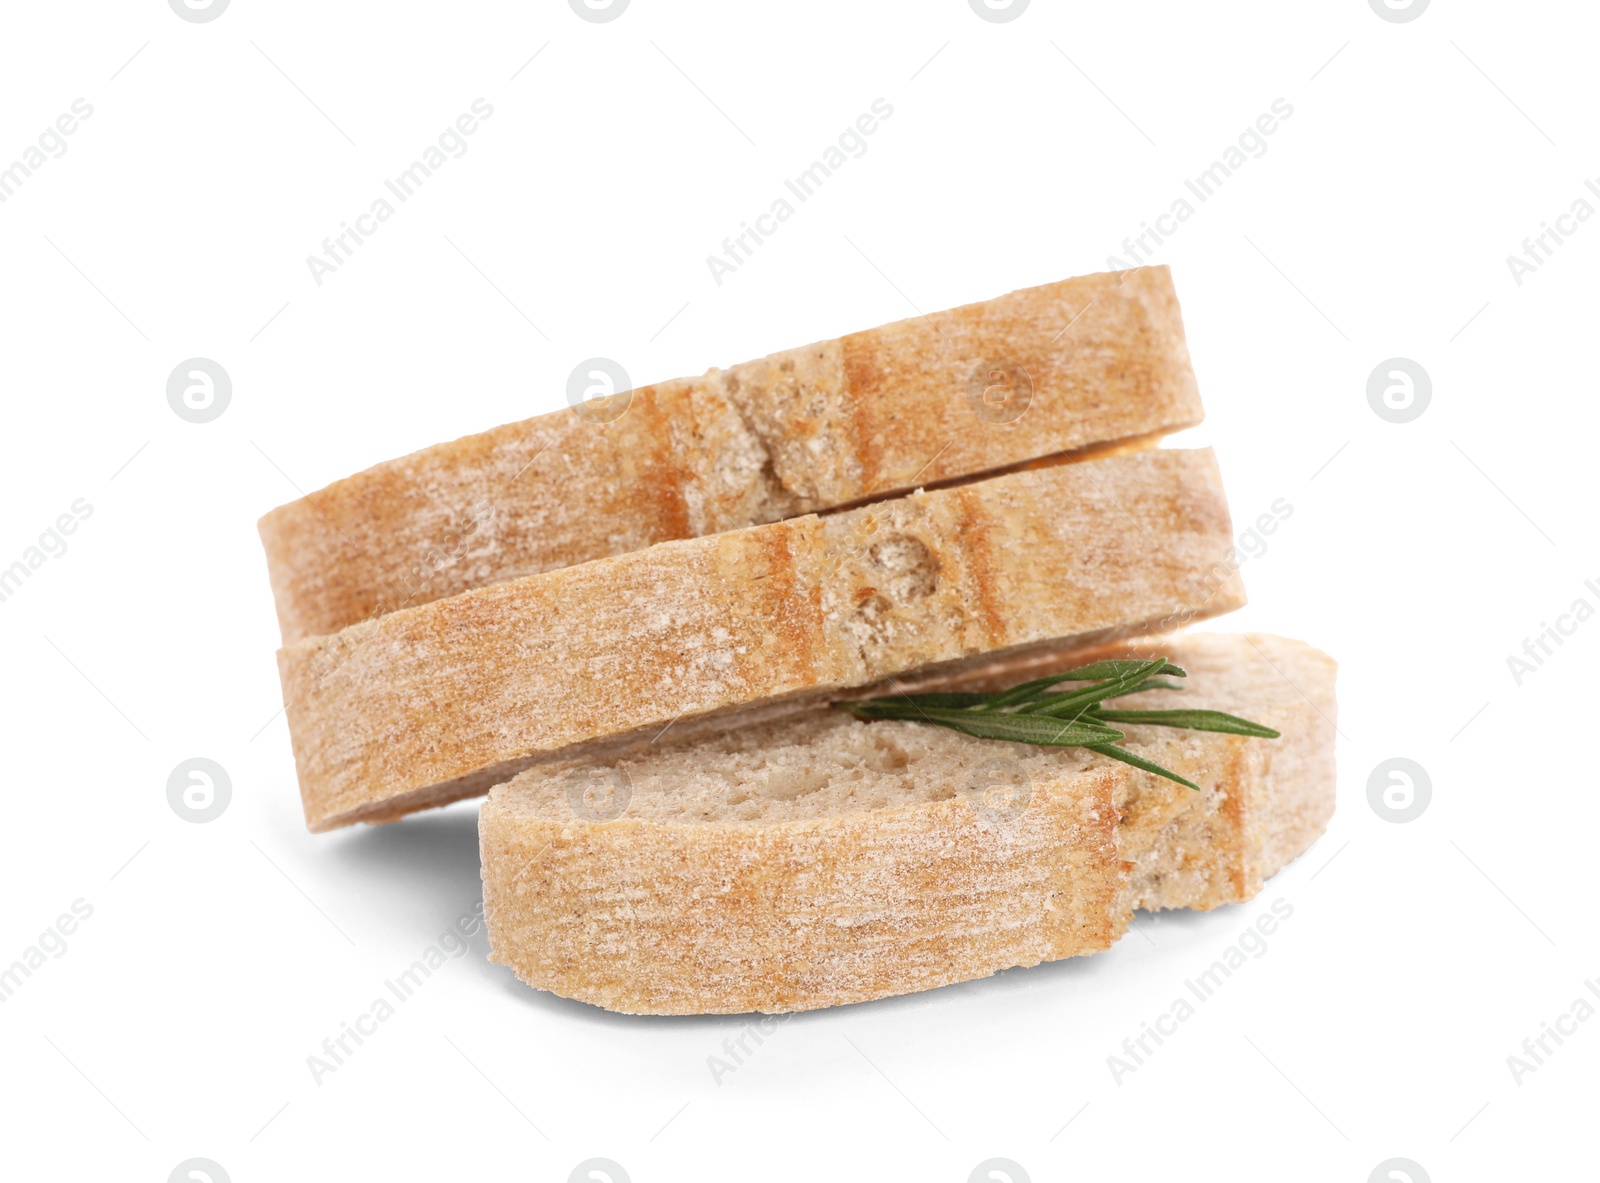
259 266 1200 643
280 449 1246 832
479 633 1336 1014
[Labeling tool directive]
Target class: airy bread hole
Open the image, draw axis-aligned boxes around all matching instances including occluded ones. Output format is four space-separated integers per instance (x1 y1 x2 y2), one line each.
843 592 896 662
867 534 939 600
840 535 940 664
762 764 832 802
864 735 911 773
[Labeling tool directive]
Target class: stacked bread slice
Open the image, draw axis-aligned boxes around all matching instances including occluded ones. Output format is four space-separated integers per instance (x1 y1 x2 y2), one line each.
259 266 1198 643
481 634 1334 1013
260 265 1336 1014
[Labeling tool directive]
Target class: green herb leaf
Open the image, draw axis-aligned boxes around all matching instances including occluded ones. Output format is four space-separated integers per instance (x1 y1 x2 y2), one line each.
1089 708 1281 738
837 692 994 712
1016 660 1171 717
1048 659 1187 682
1084 743 1204 792
834 702 1124 746
970 658 1184 713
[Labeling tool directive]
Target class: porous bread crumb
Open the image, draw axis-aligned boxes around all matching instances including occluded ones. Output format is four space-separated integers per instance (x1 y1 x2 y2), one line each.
503 710 1100 825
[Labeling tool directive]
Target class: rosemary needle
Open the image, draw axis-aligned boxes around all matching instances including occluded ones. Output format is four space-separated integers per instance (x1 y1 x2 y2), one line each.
832 658 1279 791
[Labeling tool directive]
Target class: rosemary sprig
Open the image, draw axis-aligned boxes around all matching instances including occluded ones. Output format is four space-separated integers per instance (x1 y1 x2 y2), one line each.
832 657 1280 791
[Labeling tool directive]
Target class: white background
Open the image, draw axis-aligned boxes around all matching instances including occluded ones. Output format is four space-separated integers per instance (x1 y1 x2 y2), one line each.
1 1 1595 1180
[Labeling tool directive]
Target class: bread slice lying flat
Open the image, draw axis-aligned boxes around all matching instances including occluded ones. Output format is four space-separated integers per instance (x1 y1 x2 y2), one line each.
280 448 1245 832
480 634 1336 1014
259 266 1200 643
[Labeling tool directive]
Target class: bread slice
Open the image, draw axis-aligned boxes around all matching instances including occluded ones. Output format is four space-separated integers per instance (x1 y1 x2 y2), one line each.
280 448 1246 832
479 633 1336 1014
259 266 1200 643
